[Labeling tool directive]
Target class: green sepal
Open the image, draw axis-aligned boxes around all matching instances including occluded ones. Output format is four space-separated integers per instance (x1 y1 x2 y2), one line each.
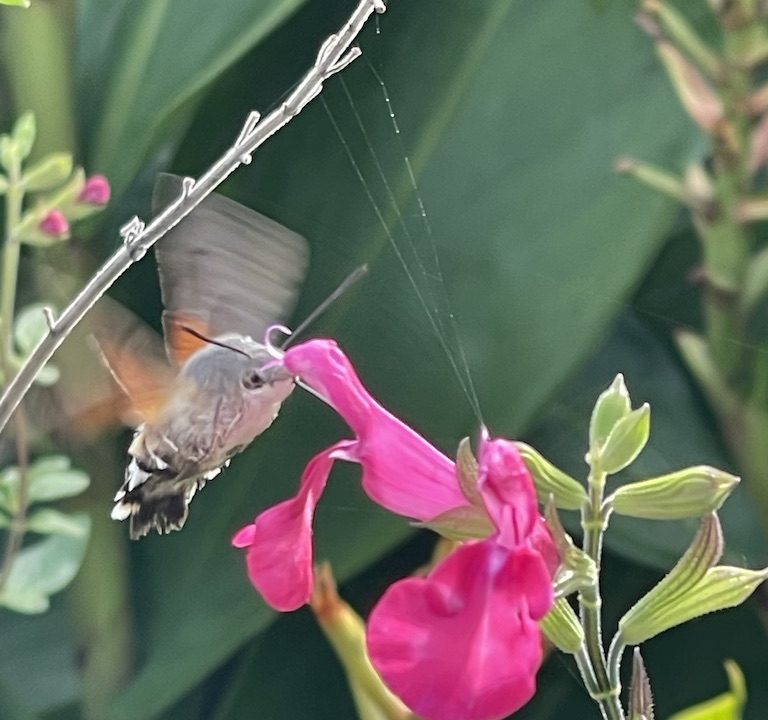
609 465 739 519
516 441 587 510
589 373 631 449
540 598 584 654
628 648 654 720
619 514 725 644
544 498 596 596
22 152 73 192
594 404 650 475
455 437 482 506
413 506 494 541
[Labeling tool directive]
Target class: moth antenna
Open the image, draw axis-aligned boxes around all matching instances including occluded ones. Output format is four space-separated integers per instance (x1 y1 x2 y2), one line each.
282 264 368 348
180 325 253 359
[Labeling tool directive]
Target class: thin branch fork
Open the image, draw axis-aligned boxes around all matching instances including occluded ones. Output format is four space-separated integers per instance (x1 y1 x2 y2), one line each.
0 0 386 436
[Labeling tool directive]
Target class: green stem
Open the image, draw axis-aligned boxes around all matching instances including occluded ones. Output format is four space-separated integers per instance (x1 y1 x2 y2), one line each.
0 156 30 597
579 469 624 720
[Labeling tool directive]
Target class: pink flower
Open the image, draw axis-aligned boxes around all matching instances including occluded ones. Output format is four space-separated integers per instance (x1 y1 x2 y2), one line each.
39 210 69 238
233 339 470 611
365 437 557 720
77 174 110 205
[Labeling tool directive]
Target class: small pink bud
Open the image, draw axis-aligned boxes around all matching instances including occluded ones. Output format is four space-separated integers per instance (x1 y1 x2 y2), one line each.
77 174 110 205
39 210 69 238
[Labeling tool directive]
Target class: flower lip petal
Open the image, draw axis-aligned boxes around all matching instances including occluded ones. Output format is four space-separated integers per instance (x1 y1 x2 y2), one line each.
367 539 551 720
232 440 354 611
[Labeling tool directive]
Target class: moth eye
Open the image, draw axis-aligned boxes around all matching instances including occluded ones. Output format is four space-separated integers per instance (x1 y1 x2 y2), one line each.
242 369 264 390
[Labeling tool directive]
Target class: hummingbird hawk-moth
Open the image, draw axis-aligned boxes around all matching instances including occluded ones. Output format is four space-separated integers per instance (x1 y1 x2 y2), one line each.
99 174 308 539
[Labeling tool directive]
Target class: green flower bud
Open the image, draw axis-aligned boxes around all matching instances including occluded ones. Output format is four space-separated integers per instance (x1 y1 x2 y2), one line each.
414 506 494 541
23 152 73 192
619 514 727 645
628 648 654 720
12 112 35 160
590 374 632 449
515 442 586 510
595 404 650 475
610 466 739 520
540 598 584 654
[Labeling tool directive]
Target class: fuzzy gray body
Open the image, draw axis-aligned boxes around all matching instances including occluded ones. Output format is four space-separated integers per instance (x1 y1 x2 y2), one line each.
111 338 294 539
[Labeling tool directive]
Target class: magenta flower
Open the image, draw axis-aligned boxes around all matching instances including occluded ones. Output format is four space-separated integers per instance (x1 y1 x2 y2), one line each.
366 437 557 720
232 339 558 719
77 174 110 205
38 210 69 238
233 339 470 611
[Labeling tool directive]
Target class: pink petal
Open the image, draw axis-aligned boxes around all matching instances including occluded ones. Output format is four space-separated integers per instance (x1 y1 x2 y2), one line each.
284 340 468 520
77 174 111 205
478 438 538 548
232 440 354 611
367 540 552 720
530 517 561 579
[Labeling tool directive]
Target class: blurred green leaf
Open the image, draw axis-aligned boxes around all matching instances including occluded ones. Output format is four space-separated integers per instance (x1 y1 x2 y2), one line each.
13 304 59 385
26 456 89 504
98 0 711 715
11 112 35 158
26 508 91 537
77 0 308 195
0 518 91 614
0 0 31 7
668 661 746 720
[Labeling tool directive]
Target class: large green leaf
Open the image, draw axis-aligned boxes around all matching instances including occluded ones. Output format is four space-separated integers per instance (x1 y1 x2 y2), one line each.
76 0 307 194
100 0 710 716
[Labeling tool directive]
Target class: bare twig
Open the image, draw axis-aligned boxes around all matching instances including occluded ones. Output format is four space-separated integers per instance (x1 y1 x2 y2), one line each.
0 0 387 435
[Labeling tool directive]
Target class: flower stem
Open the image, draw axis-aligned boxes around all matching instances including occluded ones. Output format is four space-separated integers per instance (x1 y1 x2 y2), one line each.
0 152 30 597
579 469 624 720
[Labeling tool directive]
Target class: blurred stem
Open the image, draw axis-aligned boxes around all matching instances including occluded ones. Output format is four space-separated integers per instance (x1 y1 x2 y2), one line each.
1 0 77 156
0 157 30 596
579 469 624 720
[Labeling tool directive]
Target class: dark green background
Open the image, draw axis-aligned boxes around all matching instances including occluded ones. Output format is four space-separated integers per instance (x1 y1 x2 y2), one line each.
0 1 764 718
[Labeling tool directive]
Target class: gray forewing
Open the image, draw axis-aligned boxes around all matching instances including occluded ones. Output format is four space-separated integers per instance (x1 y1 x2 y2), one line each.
152 173 309 362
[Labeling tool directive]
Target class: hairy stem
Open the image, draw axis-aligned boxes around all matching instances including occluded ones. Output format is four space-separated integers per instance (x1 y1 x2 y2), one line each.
579 470 624 720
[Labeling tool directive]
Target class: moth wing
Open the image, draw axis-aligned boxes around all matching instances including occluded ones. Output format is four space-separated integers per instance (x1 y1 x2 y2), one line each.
152 173 309 366
88 297 178 426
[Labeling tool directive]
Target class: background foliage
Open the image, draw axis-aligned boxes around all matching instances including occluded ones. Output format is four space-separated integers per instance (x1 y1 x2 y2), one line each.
0 0 765 718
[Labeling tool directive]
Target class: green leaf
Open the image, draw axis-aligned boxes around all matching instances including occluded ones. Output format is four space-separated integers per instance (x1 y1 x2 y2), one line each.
13 303 60 385
78 0 308 197
0 0 31 8
100 0 708 713
668 661 746 720
0 519 91 614
11 112 35 160
27 455 90 503
26 508 91 537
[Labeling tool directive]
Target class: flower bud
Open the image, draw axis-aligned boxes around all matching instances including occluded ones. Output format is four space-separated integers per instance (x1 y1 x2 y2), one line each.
310 563 411 720
619 514 724 644
594 404 650 475
23 152 73 192
610 465 739 520
515 442 586 510
77 174 110 206
628 648 654 720
540 598 583 654
38 210 69 240
590 374 631 449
